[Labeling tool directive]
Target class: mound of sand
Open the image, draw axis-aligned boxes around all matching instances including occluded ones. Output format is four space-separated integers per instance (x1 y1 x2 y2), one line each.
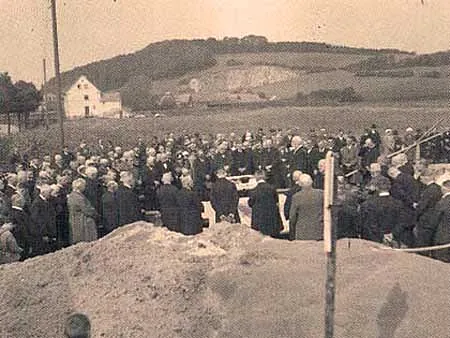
1 222 450 338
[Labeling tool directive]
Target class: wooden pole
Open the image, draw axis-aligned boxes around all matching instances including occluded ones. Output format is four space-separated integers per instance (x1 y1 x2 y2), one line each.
50 0 65 146
324 151 336 338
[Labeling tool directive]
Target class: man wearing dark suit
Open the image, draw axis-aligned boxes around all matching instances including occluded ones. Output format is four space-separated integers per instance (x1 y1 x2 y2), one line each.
101 181 120 235
117 172 141 226
289 174 323 241
176 176 204 236
10 194 31 260
141 157 159 211
84 167 102 214
259 139 284 188
231 143 254 176
157 172 180 232
415 176 442 248
29 184 57 256
360 177 405 244
430 179 450 262
248 171 282 237
210 169 240 223
288 136 308 178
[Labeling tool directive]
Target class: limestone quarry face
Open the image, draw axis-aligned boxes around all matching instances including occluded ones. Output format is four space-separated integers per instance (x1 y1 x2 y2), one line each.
1 222 450 338
225 66 299 91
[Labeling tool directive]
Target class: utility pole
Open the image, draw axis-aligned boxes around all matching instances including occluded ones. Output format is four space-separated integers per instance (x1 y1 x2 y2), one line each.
50 0 65 146
42 58 49 130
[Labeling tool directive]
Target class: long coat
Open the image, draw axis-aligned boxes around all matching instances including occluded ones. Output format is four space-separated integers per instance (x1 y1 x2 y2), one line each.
117 185 141 226
67 190 98 244
210 178 240 223
157 184 180 232
430 195 450 262
176 188 204 235
30 196 57 255
415 183 442 247
289 187 323 240
248 182 282 237
101 191 120 234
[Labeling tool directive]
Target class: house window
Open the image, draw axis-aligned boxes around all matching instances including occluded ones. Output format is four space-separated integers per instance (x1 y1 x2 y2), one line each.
84 84 88 89
84 95 89 101
77 84 81 89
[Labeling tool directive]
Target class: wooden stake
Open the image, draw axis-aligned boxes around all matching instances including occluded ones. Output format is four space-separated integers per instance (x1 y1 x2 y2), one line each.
324 151 336 338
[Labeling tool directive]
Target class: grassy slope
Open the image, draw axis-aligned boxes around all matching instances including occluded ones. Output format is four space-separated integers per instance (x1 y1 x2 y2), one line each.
9 103 449 157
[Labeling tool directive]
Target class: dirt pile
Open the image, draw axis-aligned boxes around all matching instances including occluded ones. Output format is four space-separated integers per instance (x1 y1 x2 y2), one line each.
1 222 450 338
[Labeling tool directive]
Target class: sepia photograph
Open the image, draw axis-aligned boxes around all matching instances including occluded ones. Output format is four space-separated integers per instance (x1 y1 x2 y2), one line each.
0 0 450 337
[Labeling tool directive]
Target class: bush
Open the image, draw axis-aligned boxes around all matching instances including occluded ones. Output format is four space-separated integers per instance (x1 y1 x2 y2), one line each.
295 87 362 104
420 70 441 78
226 59 244 67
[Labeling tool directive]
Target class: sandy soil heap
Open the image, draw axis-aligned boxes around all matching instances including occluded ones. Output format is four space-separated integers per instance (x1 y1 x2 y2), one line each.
1 222 450 338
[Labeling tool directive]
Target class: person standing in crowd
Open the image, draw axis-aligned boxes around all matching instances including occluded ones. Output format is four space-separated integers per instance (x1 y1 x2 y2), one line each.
53 176 71 248
29 184 57 255
117 171 141 226
140 156 159 211
9 194 31 260
192 149 212 201
84 166 102 215
283 170 303 221
288 136 307 181
429 179 450 262
0 222 23 264
176 176 204 235
210 169 240 223
101 180 120 235
67 178 98 245
289 174 323 241
248 170 283 237
360 177 405 245
157 172 180 232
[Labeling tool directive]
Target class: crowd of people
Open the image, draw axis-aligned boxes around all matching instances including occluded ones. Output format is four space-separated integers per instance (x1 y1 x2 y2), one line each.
0 124 449 264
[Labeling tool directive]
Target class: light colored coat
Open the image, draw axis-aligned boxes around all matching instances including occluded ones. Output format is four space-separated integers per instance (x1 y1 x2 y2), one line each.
67 190 98 244
0 226 22 264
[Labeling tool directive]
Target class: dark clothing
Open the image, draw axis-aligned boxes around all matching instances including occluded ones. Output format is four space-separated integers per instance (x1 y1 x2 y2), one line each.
313 172 325 190
259 148 284 188
289 188 323 241
10 207 31 260
283 184 302 220
210 178 240 223
117 185 141 226
29 196 57 255
52 187 70 248
231 149 254 176
248 182 282 237
192 158 212 200
141 166 159 210
176 188 204 235
360 194 405 244
430 195 450 262
101 191 120 234
84 178 102 213
289 147 308 174
157 184 180 232
359 146 380 169
415 183 442 248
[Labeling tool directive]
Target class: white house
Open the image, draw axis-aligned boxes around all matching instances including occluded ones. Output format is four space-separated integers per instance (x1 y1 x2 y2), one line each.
56 75 123 119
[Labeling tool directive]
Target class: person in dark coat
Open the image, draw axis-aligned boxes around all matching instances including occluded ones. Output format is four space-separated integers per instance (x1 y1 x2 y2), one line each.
414 174 443 249
288 136 308 177
283 170 302 220
9 194 31 260
157 172 180 232
51 177 71 249
259 139 284 188
289 174 323 241
141 157 159 211
248 171 282 237
29 184 57 256
117 172 141 226
210 169 240 223
176 176 204 235
101 180 120 235
192 150 212 201
427 179 450 262
84 167 102 214
360 177 406 245
231 143 254 176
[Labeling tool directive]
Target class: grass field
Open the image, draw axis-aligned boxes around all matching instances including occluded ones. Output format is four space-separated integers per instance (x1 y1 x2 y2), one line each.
7 102 449 157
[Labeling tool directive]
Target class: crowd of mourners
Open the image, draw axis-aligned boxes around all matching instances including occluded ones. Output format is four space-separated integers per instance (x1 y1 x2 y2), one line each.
0 124 450 264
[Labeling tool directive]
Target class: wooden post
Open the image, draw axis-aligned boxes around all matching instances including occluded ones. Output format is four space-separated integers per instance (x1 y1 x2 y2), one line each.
324 151 336 338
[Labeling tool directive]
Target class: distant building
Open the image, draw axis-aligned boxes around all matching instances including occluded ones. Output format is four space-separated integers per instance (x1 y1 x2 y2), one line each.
175 93 194 108
48 75 123 119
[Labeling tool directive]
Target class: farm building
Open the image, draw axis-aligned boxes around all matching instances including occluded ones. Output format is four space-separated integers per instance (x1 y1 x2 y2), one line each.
47 75 123 119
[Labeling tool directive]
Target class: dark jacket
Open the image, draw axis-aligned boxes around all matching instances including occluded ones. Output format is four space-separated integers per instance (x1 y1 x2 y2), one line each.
101 191 120 234
360 193 405 244
176 188 204 235
10 207 31 259
415 183 442 247
248 181 282 237
210 178 240 223
289 187 323 240
289 147 308 174
84 178 102 213
117 185 141 226
430 195 450 262
157 184 180 232
283 184 302 220
29 195 57 255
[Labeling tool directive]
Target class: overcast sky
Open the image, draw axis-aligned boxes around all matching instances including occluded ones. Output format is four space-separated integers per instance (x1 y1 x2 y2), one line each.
1 0 449 85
